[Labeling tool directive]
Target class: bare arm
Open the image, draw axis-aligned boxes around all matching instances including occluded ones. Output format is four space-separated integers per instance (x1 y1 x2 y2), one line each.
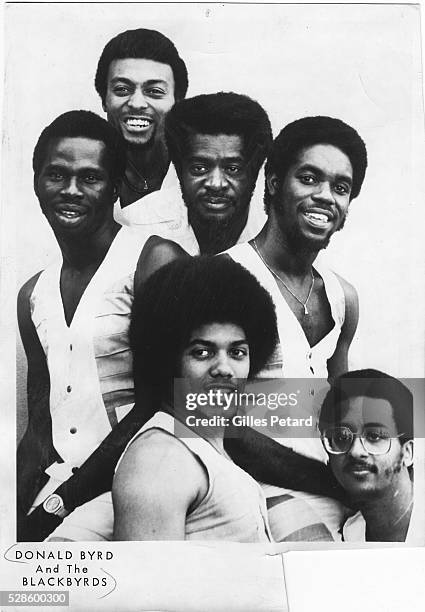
112 430 207 540
134 235 190 292
225 427 347 503
327 275 359 380
17 274 58 517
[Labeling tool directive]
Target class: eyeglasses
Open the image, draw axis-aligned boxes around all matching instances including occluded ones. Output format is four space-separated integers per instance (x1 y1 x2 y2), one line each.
321 426 403 455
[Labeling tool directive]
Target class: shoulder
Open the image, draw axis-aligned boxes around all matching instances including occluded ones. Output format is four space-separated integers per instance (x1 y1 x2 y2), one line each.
18 271 43 307
17 272 44 324
334 273 358 304
333 272 359 317
115 428 207 487
135 235 189 289
143 235 189 262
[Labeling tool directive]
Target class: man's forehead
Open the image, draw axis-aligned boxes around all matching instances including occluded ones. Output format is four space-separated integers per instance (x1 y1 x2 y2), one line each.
336 395 397 429
107 57 174 85
186 133 245 159
42 137 108 167
294 143 353 178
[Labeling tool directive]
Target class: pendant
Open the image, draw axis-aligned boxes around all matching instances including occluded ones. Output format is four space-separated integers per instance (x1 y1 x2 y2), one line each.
304 305 309 315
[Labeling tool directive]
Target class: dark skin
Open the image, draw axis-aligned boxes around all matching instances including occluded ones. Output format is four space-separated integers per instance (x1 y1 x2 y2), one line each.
257 144 360 378
134 236 347 501
17 136 124 519
19 139 355 534
120 141 169 208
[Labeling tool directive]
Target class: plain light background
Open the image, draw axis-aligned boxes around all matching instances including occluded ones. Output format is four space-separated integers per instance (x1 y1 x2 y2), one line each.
1 3 424 610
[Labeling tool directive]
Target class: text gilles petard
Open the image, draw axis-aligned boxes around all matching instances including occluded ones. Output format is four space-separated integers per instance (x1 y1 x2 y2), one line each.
14 549 113 588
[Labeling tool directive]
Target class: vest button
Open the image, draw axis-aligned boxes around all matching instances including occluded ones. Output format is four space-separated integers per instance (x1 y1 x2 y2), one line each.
67 385 72 393
69 344 73 351
71 467 79 474
70 427 77 434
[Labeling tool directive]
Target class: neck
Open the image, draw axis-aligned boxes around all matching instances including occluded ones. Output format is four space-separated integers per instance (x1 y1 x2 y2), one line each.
254 222 318 278
359 478 413 542
57 221 120 270
126 140 169 180
163 401 227 452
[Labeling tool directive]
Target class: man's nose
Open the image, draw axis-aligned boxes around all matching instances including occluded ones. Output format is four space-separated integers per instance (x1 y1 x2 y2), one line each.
60 176 82 198
127 88 149 110
205 167 227 191
312 181 335 204
209 352 233 378
347 435 368 459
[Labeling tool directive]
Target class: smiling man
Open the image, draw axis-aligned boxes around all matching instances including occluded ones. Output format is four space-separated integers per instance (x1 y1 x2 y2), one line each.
225 116 368 540
17 110 148 525
320 369 419 542
95 28 188 208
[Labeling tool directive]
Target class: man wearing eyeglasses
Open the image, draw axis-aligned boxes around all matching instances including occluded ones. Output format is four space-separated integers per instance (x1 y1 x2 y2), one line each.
319 369 419 542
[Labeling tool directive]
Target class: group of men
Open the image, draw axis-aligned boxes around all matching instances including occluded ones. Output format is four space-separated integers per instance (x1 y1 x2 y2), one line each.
17 28 418 543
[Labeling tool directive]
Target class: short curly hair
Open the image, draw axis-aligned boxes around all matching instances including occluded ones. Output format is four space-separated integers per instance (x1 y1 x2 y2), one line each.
32 110 127 183
95 28 188 104
264 116 367 212
319 369 413 446
130 255 278 399
165 92 272 178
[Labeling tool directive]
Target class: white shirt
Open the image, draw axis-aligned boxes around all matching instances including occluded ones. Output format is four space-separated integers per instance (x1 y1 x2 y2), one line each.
114 164 267 254
342 499 424 544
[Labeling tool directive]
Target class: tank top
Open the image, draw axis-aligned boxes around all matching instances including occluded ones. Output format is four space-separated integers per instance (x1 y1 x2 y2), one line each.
48 411 272 542
120 411 272 542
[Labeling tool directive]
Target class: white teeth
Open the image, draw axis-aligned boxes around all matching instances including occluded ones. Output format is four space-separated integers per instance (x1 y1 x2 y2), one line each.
305 212 329 223
125 118 151 128
61 211 79 218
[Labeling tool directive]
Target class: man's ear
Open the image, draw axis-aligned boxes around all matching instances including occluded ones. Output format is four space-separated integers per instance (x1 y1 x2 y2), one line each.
112 181 120 203
33 175 40 200
402 439 414 468
266 172 279 198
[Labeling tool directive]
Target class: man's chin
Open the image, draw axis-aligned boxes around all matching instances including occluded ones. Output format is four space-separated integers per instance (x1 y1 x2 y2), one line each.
287 229 332 253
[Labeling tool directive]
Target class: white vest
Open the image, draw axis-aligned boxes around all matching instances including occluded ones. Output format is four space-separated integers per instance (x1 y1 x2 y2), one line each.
225 243 349 539
30 227 144 486
226 243 345 379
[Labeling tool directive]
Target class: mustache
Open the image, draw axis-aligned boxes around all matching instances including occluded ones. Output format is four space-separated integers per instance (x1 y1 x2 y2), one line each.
343 460 378 474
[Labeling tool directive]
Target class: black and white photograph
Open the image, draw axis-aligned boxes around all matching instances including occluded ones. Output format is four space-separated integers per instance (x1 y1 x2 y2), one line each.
1 2 425 611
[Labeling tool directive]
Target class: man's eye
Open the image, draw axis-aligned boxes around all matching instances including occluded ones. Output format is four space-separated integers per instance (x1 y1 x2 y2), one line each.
190 165 208 175
226 166 242 175
299 174 317 185
146 88 166 97
47 171 64 181
230 347 248 359
83 175 100 184
334 183 350 195
334 429 352 442
364 430 389 443
113 86 130 96
191 348 211 359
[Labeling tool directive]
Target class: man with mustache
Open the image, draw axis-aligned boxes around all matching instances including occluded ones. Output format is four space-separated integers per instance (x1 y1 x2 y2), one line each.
118 91 271 259
17 110 146 526
95 28 188 210
319 369 419 542
225 116 368 540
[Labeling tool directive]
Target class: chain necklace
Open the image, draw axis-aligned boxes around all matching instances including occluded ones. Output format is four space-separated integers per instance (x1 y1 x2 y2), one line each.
123 156 150 194
252 239 315 315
